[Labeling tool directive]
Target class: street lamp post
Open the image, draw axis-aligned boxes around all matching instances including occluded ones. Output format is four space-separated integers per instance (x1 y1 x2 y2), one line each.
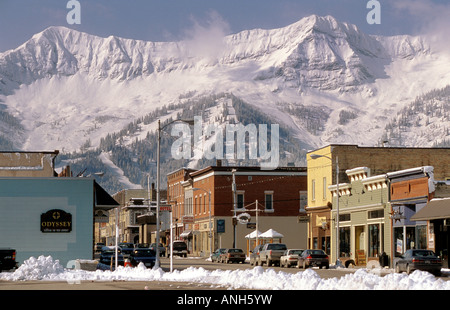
192 188 212 258
155 118 194 268
310 153 341 267
231 169 237 248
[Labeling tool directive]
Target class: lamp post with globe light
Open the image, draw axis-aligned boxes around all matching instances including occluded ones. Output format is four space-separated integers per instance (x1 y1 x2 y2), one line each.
155 118 194 268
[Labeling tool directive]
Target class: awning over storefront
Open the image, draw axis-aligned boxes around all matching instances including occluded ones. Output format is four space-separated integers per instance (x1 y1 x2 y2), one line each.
411 198 450 221
180 230 192 238
94 180 119 210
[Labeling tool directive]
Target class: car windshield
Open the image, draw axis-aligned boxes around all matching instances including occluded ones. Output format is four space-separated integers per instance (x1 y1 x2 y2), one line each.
290 250 303 255
228 249 243 253
268 244 286 250
307 250 325 255
102 250 121 255
173 242 187 249
119 243 133 248
413 250 436 257
101 246 122 254
136 243 149 248
133 249 155 256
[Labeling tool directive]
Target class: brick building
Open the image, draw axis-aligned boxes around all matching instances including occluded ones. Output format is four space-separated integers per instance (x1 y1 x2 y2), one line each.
168 165 308 256
167 168 196 242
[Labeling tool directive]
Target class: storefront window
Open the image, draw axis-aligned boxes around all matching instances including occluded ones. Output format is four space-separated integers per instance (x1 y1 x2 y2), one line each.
339 227 351 257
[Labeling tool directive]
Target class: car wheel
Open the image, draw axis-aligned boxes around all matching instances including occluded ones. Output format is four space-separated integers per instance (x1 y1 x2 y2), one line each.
395 263 401 273
406 264 412 275
303 261 308 269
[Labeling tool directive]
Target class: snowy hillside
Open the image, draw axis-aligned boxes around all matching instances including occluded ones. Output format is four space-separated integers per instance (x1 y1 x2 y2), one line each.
0 15 449 191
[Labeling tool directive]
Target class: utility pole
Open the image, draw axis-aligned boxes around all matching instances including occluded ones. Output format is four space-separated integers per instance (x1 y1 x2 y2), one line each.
232 169 237 248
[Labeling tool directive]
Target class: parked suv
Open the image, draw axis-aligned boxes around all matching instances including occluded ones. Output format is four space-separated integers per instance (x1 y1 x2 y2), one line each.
220 248 246 264
249 244 263 266
150 243 166 257
259 243 287 266
168 241 188 257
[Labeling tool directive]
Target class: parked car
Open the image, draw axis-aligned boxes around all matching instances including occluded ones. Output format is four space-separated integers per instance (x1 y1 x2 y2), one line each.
168 241 188 257
297 249 329 269
150 243 166 257
280 249 304 268
259 243 287 266
94 242 105 253
99 246 124 266
211 248 226 262
118 242 134 258
249 244 263 266
130 248 156 268
395 249 442 276
0 248 18 272
220 248 246 264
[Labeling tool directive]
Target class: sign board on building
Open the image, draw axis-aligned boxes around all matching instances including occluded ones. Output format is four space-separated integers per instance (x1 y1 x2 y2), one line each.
217 219 225 233
182 215 194 223
159 205 172 212
297 215 309 223
41 209 72 233
94 210 108 223
237 212 251 224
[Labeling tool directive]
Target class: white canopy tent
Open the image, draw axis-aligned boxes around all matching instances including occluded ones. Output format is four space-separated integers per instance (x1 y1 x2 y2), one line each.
245 229 284 256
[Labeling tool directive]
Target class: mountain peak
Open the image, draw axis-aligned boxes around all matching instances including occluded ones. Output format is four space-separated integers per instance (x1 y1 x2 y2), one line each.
30 26 74 42
286 15 356 36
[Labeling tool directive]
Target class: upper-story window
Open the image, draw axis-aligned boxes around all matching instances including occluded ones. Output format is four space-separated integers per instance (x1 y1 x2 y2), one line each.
265 191 274 211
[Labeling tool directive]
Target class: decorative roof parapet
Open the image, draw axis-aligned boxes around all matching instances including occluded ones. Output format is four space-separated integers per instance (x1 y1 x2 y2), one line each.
328 183 351 196
345 167 371 182
361 174 388 191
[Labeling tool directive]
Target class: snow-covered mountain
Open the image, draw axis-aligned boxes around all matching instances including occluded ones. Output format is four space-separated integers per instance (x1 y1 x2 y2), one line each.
0 15 449 190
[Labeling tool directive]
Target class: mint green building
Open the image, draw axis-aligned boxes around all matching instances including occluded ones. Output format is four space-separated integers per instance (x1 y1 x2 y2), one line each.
328 167 392 267
0 177 118 267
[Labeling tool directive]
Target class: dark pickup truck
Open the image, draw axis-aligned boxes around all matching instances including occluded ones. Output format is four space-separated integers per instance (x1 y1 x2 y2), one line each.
0 248 18 272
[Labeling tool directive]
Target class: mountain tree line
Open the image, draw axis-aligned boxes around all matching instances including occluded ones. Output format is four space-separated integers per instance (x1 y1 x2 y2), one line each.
382 85 450 147
57 93 308 194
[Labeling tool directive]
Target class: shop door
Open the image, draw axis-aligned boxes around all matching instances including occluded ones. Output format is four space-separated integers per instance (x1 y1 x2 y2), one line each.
355 226 366 265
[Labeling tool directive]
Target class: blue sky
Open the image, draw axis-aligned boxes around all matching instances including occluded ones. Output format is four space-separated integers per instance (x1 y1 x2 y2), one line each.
1 0 449 52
